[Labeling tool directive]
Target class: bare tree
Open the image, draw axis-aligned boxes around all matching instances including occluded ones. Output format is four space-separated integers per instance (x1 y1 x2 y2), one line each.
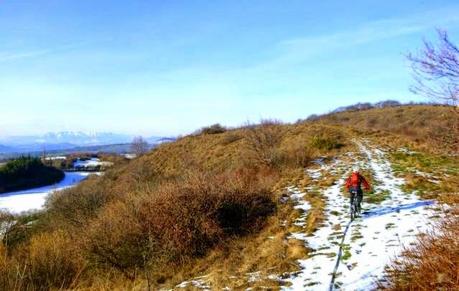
131 136 149 156
407 29 459 106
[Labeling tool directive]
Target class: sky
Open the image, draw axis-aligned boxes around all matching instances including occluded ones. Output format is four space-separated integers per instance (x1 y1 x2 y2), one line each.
1 1 459 137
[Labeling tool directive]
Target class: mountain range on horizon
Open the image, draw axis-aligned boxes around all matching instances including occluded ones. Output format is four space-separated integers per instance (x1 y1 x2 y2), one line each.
0 131 174 154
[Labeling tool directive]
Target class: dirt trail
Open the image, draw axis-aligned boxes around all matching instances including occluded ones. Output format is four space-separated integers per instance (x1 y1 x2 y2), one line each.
283 141 443 290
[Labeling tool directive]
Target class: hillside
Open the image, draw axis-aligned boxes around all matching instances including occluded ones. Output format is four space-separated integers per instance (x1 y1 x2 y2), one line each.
313 105 458 153
0 105 457 290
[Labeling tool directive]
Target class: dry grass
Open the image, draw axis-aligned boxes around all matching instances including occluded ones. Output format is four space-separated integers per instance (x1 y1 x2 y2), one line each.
0 121 352 290
386 146 459 203
0 230 85 291
316 105 458 154
379 208 459 290
2 105 453 290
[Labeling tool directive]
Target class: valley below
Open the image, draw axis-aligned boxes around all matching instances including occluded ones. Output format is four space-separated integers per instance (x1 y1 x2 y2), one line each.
0 171 91 213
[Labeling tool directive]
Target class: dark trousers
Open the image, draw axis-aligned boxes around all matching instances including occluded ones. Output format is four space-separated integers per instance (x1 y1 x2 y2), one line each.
349 187 363 211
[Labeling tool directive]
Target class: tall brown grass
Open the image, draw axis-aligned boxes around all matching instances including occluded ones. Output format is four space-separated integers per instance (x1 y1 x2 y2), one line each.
0 230 84 291
315 105 458 153
83 170 276 280
0 170 276 290
0 119 352 289
380 208 459 290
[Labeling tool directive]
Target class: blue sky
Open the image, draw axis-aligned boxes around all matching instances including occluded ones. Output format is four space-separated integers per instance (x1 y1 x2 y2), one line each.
1 1 459 137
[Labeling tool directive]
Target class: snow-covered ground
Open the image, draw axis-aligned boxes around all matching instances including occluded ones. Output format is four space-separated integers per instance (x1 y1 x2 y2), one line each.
283 141 442 290
73 158 103 169
0 172 90 213
168 141 445 290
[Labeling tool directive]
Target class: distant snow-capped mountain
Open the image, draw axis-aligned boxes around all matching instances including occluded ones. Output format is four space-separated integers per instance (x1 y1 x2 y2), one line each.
36 131 133 145
0 132 172 154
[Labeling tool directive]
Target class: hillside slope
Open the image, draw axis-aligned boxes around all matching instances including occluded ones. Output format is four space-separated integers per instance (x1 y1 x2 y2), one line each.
0 105 456 290
313 105 458 153
0 122 351 290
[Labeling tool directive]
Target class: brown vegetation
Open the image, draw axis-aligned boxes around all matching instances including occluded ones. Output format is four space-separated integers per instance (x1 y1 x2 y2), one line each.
315 105 458 153
0 120 351 290
0 105 453 289
380 208 459 290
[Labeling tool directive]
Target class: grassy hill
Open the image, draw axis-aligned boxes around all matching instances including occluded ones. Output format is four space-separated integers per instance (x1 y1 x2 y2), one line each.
313 104 458 153
0 104 457 290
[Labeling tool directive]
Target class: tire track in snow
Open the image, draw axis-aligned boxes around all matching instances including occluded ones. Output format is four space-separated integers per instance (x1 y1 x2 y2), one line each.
283 141 443 291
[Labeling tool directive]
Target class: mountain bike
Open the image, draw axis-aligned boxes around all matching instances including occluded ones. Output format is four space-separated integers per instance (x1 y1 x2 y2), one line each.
349 189 362 220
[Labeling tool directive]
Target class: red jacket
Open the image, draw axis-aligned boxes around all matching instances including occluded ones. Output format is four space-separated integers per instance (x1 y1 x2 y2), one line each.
345 172 370 191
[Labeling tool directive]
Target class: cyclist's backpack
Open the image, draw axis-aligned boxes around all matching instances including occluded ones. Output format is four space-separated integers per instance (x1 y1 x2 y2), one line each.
350 172 360 186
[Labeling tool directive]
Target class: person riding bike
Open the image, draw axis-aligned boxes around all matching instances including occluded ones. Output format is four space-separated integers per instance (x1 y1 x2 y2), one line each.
345 166 370 214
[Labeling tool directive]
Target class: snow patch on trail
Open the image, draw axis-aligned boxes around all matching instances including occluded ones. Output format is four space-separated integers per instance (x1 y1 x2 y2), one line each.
283 159 349 290
169 141 445 291
175 276 211 290
283 141 443 291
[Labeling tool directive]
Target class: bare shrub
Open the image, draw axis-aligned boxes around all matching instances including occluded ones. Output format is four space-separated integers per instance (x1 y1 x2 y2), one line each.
1 212 42 252
308 128 344 151
0 231 84 291
46 176 114 228
380 210 459 290
83 170 275 282
131 136 149 156
26 231 84 289
84 199 149 280
199 123 227 135
280 136 317 168
244 121 285 168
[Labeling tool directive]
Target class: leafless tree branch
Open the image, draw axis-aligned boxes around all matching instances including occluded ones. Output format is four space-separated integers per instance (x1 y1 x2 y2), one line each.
407 29 459 106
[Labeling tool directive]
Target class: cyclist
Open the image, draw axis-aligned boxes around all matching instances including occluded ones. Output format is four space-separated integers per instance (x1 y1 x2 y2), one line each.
345 166 371 214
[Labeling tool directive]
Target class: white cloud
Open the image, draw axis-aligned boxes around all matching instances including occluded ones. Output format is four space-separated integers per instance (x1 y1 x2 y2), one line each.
267 5 459 67
0 41 99 63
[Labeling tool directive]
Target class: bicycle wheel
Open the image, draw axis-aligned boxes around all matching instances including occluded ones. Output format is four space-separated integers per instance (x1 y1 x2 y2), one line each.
350 191 357 220
353 198 360 219
350 198 355 220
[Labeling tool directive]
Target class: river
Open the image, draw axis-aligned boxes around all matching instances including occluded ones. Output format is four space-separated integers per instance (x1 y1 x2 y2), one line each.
0 172 92 214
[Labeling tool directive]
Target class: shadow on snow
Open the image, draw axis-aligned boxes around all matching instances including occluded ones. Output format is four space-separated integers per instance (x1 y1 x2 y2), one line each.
362 200 435 219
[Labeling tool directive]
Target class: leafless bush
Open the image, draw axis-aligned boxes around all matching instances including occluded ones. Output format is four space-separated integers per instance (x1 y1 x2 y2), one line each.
245 121 285 168
82 170 275 282
279 136 317 168
0 231 84 291
131 136 149 156
199 123 227 135
380 209 459 290
46 176 114 228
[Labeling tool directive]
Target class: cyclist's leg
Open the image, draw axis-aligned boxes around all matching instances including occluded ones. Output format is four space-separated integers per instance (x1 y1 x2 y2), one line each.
349 190 355 218
357 189 363 213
